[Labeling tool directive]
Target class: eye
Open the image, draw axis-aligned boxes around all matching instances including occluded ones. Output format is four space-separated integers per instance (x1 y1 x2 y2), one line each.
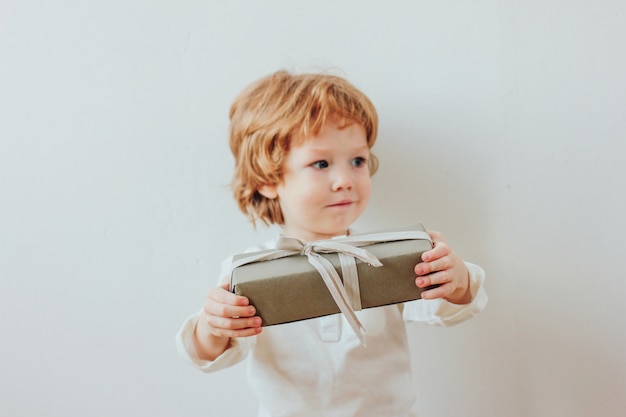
351 157 367 167
311 160 329 169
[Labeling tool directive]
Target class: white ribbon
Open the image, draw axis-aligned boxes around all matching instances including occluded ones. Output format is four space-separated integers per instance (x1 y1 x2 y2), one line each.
230 230 431 345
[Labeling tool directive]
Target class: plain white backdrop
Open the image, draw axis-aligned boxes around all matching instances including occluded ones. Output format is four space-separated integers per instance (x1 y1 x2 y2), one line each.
1 1 625 416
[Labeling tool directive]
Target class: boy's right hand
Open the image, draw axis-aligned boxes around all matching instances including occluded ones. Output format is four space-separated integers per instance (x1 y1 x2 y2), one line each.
200 282 263 339
193 282 262 361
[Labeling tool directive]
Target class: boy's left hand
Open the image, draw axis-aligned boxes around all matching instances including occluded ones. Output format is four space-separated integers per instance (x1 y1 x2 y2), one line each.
414 230 472 305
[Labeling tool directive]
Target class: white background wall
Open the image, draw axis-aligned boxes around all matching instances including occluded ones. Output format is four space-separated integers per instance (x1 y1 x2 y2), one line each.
1 1 625 416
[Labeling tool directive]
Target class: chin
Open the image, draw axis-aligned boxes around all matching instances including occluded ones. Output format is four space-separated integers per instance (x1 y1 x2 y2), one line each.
324 225 352 237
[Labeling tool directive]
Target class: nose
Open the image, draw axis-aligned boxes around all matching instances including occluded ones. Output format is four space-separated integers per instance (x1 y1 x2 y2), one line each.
331 166 353 191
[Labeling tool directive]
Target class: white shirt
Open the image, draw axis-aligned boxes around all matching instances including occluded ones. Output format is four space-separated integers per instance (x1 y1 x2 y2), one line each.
176 238 488 417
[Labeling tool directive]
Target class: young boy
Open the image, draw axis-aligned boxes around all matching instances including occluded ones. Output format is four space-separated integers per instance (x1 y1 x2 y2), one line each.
177 70 488 417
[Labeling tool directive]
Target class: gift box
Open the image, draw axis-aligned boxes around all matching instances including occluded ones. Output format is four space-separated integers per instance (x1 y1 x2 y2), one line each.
230 224 433 329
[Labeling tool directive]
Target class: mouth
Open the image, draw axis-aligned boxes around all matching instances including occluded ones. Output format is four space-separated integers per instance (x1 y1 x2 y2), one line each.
327 200 354 208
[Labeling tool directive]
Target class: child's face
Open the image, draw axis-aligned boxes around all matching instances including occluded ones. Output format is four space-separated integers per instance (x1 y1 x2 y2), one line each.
260 120 371 242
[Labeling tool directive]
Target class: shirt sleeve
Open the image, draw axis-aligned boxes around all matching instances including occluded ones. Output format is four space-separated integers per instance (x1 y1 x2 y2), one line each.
175 254 257 373
402 261 488 326
175 311 255 373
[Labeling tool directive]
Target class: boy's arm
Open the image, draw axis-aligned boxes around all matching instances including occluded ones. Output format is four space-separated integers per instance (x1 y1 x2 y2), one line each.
193 315 231 362
403 261 486 326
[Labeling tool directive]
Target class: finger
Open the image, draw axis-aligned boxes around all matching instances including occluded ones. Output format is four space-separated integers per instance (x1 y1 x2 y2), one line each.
415 270 451 289
230 326 263 338
415 256 453 276
208 286 250 307
206 314 263 332
421 240 450 262
420 282 454 300
210 325 263 339
205 301 258 319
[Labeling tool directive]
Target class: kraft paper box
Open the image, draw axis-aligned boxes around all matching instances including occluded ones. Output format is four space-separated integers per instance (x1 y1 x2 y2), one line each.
230 224 433 327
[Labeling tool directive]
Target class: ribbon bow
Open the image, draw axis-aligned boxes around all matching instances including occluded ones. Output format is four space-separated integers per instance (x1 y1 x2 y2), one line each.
230 230 431 345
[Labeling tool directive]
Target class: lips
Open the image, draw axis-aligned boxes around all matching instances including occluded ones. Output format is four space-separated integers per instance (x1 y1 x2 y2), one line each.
327 199 354 207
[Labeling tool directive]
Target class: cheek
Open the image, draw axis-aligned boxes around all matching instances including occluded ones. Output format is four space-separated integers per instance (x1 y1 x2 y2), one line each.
296 175 326 200
359 176 372 199
281 182 319 209
300 187 324 206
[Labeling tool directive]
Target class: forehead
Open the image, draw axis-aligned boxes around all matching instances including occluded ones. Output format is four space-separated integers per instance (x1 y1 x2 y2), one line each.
287 124 368 162
293 117 366 147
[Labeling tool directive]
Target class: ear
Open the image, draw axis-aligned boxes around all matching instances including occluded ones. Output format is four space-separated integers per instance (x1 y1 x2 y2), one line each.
257 184 278 199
